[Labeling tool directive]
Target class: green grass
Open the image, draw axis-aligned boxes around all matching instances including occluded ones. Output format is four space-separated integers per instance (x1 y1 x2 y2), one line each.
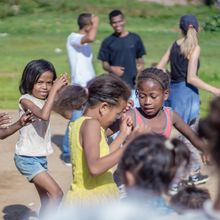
0 1 219 117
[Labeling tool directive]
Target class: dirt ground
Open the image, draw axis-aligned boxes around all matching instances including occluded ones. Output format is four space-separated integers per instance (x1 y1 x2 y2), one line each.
0 110 218 220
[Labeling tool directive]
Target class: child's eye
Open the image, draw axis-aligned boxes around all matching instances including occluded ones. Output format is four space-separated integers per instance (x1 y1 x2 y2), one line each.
138 94 146 99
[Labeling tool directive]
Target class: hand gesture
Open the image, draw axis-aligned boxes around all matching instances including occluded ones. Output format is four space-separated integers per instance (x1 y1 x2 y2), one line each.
19 110 35 126
122 99 134 113
91 15 99 25
127 124 152 144
0 112 11 127
110 66 124 76
52 73 68 92
119 114 133 137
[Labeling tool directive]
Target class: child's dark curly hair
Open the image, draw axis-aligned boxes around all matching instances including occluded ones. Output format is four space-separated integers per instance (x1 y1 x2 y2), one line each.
171 186 210 212
136 67 170 90
119 133 190 194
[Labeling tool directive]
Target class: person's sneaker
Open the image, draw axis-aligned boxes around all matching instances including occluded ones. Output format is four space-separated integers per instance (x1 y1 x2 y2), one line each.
188 173 209 185
168 183 180 196
63 155 72 166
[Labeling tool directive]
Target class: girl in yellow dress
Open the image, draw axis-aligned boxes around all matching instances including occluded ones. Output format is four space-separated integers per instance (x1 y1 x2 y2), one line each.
65 74 135 205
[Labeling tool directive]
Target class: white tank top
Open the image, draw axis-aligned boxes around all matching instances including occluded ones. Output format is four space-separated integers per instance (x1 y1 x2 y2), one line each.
15 94 53 156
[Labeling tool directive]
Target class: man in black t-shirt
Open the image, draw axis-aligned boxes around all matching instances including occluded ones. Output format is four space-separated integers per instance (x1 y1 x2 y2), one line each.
98 10 146 106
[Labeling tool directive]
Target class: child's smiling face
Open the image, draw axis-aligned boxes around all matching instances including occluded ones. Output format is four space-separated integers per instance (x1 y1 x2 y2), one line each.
32 71 54 100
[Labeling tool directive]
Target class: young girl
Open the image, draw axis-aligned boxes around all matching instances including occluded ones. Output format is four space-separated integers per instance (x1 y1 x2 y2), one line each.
14 59 68 216
64 74 144 205
127 67 208 193
119 133 190 216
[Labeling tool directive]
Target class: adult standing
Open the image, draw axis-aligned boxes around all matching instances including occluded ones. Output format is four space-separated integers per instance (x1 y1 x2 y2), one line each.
62 13 99 165
98 9 146 107
157 14 220 189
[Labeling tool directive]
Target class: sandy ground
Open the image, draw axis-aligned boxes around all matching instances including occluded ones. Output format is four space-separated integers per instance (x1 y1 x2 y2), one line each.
0 110 218 220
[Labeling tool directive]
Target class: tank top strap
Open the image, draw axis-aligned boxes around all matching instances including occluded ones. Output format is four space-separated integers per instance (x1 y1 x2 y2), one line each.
163 107 173 138
133 108 144 126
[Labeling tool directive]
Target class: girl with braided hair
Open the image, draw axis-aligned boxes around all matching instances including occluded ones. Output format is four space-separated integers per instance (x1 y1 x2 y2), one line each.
124 67 209 194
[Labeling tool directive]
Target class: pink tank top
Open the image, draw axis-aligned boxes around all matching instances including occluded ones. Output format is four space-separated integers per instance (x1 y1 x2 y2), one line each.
133 107 172 139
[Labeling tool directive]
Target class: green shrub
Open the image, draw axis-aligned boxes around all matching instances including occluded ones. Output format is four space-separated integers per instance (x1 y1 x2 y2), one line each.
203 14 220 31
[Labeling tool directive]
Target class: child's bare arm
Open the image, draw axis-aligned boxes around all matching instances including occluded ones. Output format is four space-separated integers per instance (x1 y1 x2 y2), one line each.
173 111 206 152
0 112 11 127
81 15 99 44
82 119 127 176
21 74 68 120
0 111 34 139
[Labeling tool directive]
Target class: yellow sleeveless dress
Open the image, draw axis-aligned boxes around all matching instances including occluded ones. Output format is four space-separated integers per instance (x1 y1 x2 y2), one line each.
66 116 119 205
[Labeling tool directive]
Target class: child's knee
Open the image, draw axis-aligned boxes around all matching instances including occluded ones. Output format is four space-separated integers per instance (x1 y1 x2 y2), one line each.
50 187 63 200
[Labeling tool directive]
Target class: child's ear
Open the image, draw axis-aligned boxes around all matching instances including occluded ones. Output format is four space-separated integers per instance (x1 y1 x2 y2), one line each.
164 89 169 101
99 102 110 116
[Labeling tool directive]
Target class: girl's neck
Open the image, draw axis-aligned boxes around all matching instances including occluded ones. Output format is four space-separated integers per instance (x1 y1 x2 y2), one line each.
83 108 106 129
139 107 162 120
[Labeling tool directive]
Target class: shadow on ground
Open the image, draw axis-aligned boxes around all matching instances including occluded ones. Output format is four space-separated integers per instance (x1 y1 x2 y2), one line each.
2 204 38 220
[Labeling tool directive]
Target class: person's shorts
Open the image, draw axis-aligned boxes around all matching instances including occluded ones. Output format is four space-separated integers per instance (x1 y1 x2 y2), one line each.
14 154 48 182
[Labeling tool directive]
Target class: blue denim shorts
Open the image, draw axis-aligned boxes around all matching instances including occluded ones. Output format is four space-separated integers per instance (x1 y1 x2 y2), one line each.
14 154 48 182
165 81 200 125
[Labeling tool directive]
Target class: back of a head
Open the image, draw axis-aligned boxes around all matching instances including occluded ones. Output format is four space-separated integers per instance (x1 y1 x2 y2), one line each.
53 85 88 112
120 134 190 194
198 97 220 168
77 13 92 29
86 74 131 107
179 14 199 59
171 186 210 212
109 9 124 21
136 67 170 91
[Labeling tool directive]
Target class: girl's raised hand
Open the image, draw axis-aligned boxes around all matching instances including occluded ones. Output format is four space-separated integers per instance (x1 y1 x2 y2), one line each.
0 112 11 127
119 114 133 137
122 99 134 113
127 124 152 144
52 73 68 92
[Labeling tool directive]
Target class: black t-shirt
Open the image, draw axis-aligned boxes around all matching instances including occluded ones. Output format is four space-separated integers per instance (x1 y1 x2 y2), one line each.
170 41 199 82
98 32 146 88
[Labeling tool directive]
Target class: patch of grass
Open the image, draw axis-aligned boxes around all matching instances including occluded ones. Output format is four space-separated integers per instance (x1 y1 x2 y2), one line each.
0 1 220 116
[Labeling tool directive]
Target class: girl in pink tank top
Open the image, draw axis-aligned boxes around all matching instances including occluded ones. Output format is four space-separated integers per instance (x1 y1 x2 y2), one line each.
126 67 207 153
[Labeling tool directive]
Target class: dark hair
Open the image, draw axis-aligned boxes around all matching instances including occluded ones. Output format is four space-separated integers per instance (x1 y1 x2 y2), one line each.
171 186 210 212
120 134 190 194
109 9 124 21
55 74 131 112
86 74 131 107
53 85 88 111
136 67 170 91
19 59 57 95
77 13 92 29
198 97 220 168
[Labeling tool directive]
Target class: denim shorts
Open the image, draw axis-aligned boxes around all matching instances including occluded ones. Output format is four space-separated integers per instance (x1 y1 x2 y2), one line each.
14 154 48 182
165 81 200 125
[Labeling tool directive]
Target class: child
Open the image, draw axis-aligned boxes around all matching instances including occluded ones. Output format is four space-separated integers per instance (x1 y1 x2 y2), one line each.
126 67 208 193
14 59 68 216
170 186 210 213
0 111 33 139
119 133 190 216
65 74 146 205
